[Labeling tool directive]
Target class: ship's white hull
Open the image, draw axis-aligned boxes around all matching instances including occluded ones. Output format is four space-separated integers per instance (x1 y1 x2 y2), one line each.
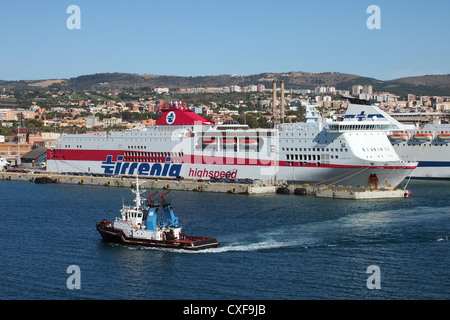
391 140 450 179
47 157 414 190
47 106 417 190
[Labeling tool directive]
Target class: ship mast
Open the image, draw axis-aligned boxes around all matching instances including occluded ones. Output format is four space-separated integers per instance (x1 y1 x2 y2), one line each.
132 175 146 208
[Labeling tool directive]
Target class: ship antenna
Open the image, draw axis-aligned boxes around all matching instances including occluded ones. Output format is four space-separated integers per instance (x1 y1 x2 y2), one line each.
132 175 146 208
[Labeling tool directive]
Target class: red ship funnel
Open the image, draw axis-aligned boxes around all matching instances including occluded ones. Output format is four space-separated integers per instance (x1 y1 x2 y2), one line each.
155 101 214 126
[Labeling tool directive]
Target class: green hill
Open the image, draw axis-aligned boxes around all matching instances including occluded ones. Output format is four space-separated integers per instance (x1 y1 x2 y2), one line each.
1 72 449 96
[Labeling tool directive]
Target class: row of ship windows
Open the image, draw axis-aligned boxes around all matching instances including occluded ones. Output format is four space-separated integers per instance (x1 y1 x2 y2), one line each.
395 131 450 134
281 131 380 138
283 140 336 145
64 144 172 149
282 133 321 136
286 154 339 161
282 146 391 153
285 161 322 167
398 143 449 147
282 147 348 153
123 157 184 163
412 131 450 134
65 144 169 149
362 147 390 152
280 131 381 136
70 132 172 140
124 151 184 157
123 151 184 163
125 141 189 148
328 124 389 131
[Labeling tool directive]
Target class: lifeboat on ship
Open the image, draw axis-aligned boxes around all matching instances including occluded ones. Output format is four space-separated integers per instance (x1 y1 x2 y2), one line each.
437 133 450 141
388 133 409 141
413 133 433 141
202 138 217 144
202 137 218 149
412 133 433 141
239 138 258 150
222 138 237 149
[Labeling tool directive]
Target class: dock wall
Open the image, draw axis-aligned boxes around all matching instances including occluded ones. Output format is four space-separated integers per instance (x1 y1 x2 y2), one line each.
0 172 275 195
0 172 409 199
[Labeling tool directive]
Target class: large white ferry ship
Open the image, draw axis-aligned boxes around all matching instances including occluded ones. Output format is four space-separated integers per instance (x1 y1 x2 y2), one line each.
344 99 450 179
47 101 417 189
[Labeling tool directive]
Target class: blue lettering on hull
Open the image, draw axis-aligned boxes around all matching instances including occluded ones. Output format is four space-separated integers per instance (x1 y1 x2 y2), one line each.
101 155 181 177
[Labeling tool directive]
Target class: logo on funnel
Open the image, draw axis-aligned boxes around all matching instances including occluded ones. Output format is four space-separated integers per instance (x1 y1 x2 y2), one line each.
166 111 176 125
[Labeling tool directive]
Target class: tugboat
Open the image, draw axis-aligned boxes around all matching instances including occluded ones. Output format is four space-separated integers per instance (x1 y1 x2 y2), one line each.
96 178 219 250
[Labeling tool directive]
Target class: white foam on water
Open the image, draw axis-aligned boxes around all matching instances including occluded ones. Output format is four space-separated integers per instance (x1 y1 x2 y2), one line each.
121 240 294 254
197 239 297 254
126 226 316 254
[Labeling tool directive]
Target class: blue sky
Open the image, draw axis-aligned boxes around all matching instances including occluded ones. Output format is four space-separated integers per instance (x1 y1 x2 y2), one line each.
0 0 448 81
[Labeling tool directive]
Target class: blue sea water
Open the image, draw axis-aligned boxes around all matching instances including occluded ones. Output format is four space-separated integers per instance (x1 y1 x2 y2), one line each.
0 179 448 300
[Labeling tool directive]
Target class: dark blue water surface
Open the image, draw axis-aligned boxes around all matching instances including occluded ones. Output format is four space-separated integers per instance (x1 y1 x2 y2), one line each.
0 179 448 300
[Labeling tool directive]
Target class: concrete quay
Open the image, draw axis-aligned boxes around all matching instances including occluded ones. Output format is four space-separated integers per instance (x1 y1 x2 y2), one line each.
0 171 410 199
278 183 411 199
0 171 275 195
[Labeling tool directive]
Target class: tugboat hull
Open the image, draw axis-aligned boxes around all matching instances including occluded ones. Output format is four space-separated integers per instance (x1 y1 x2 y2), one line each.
96 221 219 251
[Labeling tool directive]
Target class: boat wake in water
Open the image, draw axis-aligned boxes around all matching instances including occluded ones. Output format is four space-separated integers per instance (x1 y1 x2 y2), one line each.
197 239 304 253
131 223 333 254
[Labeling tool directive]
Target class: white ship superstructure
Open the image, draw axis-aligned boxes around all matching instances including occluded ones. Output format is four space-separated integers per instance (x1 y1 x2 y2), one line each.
0 157 9 170
344 99 450 179
47 101 417 189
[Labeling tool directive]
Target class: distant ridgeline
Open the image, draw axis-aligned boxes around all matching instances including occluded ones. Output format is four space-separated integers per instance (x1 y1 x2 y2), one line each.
1 72 449 96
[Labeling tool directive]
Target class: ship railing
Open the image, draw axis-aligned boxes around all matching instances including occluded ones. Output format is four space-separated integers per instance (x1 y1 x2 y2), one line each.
278 123 318 132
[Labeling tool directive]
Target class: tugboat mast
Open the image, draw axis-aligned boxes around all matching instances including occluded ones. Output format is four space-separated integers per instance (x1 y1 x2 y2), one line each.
131 175 146 208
